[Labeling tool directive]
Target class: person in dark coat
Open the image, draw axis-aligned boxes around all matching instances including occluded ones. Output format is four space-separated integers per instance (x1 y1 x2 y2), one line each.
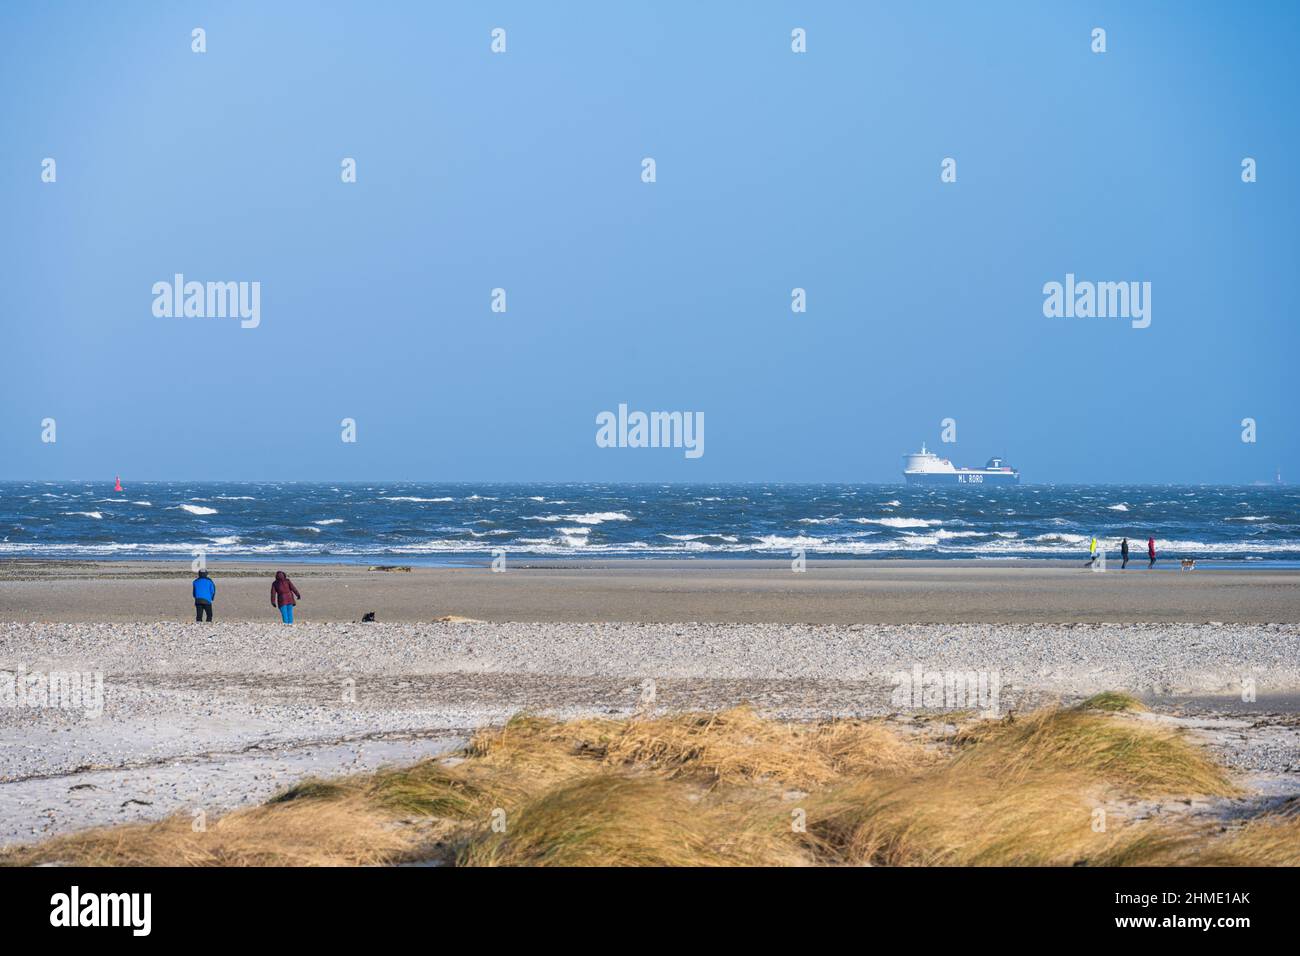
1120 537 1130 570
1147 536 1157 569
271 570 301 624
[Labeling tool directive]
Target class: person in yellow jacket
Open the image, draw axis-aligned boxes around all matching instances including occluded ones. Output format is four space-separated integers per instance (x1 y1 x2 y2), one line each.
1084 536 1099 568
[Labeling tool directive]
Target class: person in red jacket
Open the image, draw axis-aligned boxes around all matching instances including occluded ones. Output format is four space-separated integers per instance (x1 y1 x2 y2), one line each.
1147 536 1157 569
272 570 301 623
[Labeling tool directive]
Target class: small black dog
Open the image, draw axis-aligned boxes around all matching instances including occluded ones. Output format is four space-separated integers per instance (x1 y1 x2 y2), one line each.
360 611 377 623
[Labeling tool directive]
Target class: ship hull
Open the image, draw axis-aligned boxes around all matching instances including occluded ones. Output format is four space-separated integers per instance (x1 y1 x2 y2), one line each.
904 472 1020 485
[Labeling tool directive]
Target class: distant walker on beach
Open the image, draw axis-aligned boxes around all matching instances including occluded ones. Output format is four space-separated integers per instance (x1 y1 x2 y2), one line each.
1148 536 1157 569
272 570 301 624
192 570 215 622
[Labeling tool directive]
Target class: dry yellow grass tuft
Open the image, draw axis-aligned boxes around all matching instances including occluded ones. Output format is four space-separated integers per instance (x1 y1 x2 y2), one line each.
804 770 1197 867
459 774 804 867
4 796 411 867
1079 691 1148 712
1189 813 1300 866
951 707 1237 798
466 705 926 790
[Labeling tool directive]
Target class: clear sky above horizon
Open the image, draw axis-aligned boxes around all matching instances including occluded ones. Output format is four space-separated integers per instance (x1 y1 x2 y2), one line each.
2 1 1296 483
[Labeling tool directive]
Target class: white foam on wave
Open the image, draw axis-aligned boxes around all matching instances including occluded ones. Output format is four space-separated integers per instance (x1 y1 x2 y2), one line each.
237 541 322 553
528 512 632 525
515 532 592 548
63 511 104 519
880 499 901 507
381 496 453 503
1107 503 1129 511
0 539 247 555
1032 532 1091 545
170 504 218 515
313 518 345 525
754 534 823 549
854 517 942 529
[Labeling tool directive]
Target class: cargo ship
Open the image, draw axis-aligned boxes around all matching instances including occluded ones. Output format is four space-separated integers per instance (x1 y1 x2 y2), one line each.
903 444 1020 485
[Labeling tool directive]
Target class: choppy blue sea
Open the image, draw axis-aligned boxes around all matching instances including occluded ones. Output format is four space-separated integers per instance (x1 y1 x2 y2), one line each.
2 482 1298 565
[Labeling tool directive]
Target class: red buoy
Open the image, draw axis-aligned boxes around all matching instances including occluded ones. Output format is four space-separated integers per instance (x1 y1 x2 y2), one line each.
114 476 123 492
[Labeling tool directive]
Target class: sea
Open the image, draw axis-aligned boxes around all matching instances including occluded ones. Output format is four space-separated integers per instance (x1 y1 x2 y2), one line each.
2 481 1298 566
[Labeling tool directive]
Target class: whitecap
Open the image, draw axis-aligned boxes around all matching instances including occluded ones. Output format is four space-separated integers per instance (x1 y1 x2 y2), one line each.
753 534 823 549
854 517 942 529
528 512 632 525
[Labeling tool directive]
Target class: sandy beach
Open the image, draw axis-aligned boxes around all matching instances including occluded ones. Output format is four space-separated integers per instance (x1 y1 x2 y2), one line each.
4 558 1300 624
2 558 1299 846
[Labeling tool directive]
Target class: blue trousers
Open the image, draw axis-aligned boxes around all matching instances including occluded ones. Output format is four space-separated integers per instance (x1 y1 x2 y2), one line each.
279 604 294 624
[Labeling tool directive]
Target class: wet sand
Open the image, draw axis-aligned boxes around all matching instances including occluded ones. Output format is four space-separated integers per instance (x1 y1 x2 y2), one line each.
3 558 1299 624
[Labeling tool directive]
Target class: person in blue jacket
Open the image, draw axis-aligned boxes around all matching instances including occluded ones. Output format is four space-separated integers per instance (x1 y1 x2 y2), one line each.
193 570 216 622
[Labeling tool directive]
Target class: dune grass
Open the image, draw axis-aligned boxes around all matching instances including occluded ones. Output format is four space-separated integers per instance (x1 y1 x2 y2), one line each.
2 699 1291 867
459 775 804 867
0 796 410 867
950 706 1236 797
804 770 1176 866
466 705 927 789
1203 813 1300 866
1080 691 1147 712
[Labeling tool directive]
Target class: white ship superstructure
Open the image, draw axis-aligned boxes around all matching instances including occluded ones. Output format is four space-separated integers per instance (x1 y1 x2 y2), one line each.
902 444 1019 485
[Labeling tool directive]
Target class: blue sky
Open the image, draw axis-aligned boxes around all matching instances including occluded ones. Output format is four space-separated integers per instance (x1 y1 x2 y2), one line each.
2 1 1296 483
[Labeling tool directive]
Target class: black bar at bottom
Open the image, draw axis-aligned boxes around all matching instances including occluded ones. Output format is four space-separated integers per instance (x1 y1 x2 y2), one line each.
0 865 1287 942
